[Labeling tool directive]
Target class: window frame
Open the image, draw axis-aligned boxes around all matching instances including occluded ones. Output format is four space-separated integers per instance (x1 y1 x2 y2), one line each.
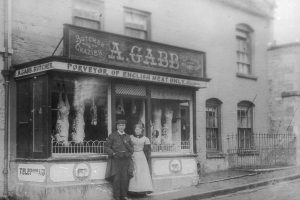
205 98 222 154
72 0 103 30
237 101 254 150
112 81 195 155
124 7 151 40
73 16 101 30
236 24 254 76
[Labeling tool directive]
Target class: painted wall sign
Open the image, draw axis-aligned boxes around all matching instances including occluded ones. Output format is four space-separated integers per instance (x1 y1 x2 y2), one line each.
15 61 208 88
63 24 205 79
18 164 46 182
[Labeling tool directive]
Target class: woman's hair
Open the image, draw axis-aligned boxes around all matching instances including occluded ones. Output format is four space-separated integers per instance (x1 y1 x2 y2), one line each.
133 123 144 130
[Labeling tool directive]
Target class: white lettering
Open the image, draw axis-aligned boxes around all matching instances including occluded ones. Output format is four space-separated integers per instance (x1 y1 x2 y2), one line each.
169 53 179 69
157 50 168 68
143 48 157 65
129 46 142 63
108 42 124 61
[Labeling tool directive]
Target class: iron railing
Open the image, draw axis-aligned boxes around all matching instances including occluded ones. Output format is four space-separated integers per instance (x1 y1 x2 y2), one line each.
151 141 191 153
227 133 296 169
51 139 191 156
51 139 106 157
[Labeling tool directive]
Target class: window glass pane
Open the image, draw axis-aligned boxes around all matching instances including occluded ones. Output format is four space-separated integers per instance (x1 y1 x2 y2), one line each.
74 16 100 30
150 99 191 152
206 104 219 151
237 104 253 149
125 11 147 29
17 79 32 157
124 9 149 40
125 28 147 39
52 76 108 146
236 32 251 74
33 78 47 152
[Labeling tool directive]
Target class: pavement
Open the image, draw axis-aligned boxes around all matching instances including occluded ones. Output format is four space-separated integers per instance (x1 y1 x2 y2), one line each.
134 166 300 200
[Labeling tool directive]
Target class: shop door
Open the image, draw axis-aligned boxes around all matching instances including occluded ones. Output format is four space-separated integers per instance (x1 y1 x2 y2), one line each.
17 76 49 158
113 83 151 168
115 97 147 135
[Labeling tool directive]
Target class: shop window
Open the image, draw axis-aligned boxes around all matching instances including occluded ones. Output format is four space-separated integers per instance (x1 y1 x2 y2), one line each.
124 7 151 40
51 76 108 156
206 98 222 153
236 24 253 75
237 101 254 149
113 84 193 154
150 87 192 154
16 74 109 158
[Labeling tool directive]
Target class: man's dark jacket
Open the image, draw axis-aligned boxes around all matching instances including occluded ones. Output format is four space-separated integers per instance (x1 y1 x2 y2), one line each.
104 131 134 181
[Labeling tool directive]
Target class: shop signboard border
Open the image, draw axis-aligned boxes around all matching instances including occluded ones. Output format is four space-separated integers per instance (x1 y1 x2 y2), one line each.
14 61 208 88
63 24 206 80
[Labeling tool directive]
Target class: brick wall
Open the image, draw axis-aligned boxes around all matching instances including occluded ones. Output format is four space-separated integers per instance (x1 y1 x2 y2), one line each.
12 0 72 65
268 44 300 134
268 44 300 165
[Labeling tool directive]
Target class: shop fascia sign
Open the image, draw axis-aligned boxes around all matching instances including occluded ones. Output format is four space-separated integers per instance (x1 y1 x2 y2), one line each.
14 61 208 88
63 24 205 80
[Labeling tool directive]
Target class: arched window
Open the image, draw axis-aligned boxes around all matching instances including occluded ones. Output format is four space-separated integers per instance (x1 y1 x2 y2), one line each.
236 24 254 75
237 101 254 149
206 98 222 152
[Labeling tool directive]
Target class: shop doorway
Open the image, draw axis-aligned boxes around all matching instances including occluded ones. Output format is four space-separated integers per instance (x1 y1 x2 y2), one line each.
115 97 147 135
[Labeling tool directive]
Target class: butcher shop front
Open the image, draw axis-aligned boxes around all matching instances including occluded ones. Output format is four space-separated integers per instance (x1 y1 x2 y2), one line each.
11 24 209 200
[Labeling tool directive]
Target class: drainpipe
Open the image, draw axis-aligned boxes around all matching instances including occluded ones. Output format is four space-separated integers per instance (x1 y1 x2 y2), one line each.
2 0 12 199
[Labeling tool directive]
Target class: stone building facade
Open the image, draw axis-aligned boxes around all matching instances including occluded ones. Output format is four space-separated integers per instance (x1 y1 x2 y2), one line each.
0 0 274 199
268 43 300 164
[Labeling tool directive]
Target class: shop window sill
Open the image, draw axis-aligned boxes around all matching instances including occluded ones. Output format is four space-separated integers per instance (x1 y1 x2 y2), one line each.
151 152 197 158
206 152 226 159
14 154 108 162
236 73 258 81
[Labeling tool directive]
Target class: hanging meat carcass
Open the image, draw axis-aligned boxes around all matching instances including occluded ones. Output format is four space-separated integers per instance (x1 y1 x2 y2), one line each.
71 103 85 143
90 96 97 126
116 98 125 115
152 103 162 144
55 86 70 146
71 80 86 144
138 100 145 127
131 99 137 114
162 106 173 144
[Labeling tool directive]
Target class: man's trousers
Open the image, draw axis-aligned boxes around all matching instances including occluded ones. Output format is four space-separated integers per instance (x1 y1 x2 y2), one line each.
112 157 130 199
